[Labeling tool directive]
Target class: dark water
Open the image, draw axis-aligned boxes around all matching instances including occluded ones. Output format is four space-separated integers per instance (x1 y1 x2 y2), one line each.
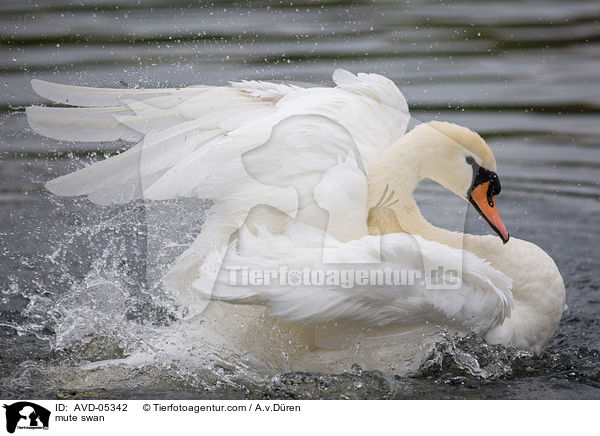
1 0 599 399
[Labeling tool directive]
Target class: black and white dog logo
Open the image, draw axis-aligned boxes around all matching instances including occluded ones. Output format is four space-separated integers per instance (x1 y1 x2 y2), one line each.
3 402 50 433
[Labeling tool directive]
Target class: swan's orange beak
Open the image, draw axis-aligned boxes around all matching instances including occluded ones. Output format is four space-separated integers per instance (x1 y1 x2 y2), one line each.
468 181 509 243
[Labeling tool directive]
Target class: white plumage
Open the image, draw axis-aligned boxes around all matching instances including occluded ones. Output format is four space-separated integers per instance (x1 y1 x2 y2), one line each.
203 222 513 332
26 70 564 373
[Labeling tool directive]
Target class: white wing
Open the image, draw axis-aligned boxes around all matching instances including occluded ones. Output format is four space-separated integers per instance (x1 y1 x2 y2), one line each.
201 221 513 334
27 70 409 289
27 70 408 204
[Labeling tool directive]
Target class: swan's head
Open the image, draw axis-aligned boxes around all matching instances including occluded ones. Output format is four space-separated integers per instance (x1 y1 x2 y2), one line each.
411 121 509 243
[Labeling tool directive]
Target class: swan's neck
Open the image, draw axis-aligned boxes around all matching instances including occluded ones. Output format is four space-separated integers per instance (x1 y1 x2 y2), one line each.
366 132 565 355
367 140 464 249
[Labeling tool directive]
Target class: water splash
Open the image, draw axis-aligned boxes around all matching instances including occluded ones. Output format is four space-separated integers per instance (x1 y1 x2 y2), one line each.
418 333 532 379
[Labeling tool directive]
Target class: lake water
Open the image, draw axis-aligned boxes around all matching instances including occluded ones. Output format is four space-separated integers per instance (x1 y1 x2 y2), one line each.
1 0 599 399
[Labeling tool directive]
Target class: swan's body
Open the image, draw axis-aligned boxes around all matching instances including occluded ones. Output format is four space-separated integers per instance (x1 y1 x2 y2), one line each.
26 70 564 374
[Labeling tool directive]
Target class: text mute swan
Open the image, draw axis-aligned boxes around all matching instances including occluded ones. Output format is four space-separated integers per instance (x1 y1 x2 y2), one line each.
26 70 565 374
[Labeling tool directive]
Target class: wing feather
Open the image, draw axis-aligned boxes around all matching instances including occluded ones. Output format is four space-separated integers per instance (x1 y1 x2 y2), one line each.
31 78 206 107
28 70 408 206
201 224 513 333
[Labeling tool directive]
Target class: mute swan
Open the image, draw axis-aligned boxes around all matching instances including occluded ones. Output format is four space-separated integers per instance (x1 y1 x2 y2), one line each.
26 70 564 374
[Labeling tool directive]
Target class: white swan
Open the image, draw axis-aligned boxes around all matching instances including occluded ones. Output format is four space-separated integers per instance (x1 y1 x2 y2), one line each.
26 70 565 374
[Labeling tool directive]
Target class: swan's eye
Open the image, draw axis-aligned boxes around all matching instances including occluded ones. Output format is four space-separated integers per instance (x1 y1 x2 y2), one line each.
466 156 475 165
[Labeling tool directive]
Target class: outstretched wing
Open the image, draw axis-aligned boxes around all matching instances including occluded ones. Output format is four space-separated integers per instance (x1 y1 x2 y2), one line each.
26 70 410 291
27 70 408 205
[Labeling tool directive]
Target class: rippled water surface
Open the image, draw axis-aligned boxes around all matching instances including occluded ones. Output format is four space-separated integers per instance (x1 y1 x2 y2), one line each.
1 0 599 399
